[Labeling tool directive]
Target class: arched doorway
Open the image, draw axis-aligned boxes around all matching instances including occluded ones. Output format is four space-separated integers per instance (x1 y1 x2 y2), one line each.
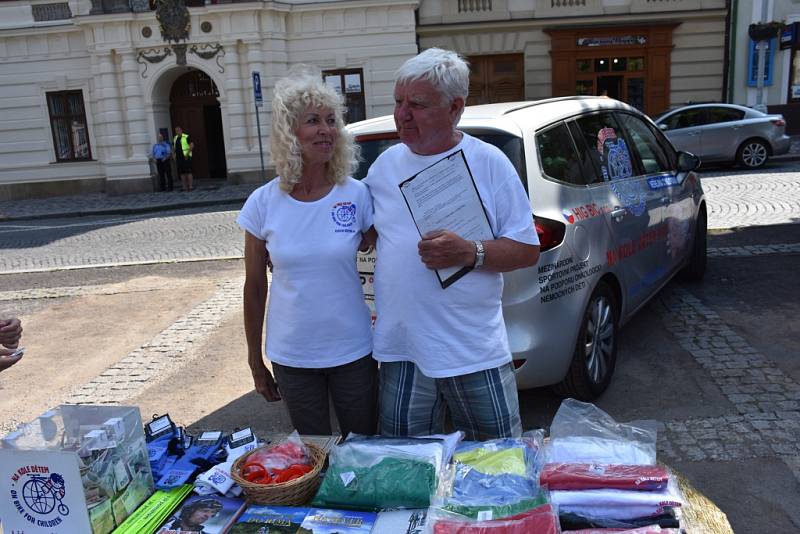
170 70 227 180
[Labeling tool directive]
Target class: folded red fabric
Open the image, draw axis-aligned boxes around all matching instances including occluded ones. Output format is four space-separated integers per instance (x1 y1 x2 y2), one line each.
433 503 559 534
540 463 670 491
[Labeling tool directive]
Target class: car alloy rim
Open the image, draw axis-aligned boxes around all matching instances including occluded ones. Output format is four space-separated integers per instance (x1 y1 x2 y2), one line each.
743 143 767 167
584 295 614 384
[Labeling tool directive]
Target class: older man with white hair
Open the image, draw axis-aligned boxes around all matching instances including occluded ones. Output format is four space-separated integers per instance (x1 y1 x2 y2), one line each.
364 48 540 440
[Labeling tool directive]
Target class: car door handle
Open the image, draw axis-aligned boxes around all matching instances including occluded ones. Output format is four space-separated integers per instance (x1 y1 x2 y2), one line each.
661 196 671 205
611 207 626 220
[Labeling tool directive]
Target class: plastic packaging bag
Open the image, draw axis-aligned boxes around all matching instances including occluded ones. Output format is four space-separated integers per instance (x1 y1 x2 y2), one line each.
240 431 312 485
545 400 657 465
438 433 545 520
563 527 679 533
540 463 670 491
431 503 561 534
550 477 683 521
312 436 454 511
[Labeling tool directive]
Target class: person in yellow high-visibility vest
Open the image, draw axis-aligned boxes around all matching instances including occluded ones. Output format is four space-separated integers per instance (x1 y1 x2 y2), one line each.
173 126 195 192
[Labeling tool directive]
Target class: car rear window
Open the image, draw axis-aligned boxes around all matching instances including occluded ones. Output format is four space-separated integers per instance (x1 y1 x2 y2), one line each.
352 131 527 192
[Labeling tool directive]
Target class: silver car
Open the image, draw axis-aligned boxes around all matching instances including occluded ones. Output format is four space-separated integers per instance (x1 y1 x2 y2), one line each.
654 103 791 169
351 96 706 400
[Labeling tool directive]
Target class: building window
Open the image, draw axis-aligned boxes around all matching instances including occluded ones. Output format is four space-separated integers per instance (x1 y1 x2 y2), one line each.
790 47 800 102
323 69 366 124
46 91 92 162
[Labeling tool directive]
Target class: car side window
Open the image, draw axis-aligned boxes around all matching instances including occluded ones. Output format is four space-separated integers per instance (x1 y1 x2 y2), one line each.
663 109 706 130
573 112 634 183
616 113 670 175
535 122 587 186
705 107 745 124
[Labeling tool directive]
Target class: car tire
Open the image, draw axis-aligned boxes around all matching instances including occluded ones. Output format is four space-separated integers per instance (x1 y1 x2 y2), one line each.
679 209 707 281
736 138 769 169
552 281 618 401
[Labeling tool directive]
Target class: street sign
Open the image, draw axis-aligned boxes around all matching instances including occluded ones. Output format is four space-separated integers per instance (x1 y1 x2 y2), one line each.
252 71 263 108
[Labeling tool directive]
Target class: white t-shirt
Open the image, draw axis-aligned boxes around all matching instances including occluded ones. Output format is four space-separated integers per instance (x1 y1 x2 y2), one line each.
363 133 539 378
237 177 373 368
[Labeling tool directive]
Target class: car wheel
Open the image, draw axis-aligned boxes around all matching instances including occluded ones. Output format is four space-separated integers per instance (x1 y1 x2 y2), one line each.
736 139 769 169
552 281 618 401
679 209 707 281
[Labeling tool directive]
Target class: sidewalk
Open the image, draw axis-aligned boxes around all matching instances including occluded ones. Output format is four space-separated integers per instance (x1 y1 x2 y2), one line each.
0 179 260 222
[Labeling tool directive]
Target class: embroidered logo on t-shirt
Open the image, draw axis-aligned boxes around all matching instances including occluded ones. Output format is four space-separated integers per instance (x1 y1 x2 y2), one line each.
331 201 357 233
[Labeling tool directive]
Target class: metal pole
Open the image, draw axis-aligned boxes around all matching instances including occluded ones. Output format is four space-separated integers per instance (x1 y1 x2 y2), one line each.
255 102 265 181
755 0 770 112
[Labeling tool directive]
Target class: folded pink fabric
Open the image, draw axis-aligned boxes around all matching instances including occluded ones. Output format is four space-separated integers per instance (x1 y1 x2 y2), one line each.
541 463 670 491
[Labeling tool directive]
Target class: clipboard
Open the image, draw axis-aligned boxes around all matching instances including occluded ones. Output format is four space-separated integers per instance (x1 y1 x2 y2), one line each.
399 149 494 289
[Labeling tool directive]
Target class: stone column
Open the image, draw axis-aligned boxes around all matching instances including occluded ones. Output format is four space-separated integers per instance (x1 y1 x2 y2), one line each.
95 52 126 161
119 52 149 159
222 40 248 153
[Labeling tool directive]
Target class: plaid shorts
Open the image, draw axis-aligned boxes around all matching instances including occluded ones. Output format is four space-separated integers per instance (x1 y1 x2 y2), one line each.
379 360 522 441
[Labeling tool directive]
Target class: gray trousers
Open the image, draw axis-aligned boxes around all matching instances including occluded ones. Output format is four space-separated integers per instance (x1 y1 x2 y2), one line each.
272 355 378 438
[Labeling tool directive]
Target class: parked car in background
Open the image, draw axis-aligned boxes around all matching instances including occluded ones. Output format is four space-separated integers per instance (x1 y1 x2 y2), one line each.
653 103 791 169
350 96 707 400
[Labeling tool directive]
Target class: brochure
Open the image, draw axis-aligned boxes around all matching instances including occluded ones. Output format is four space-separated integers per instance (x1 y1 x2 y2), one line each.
297 508 377 533
229 505 310 533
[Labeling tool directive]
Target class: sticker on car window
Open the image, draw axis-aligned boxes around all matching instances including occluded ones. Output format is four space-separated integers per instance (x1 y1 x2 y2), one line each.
597 128 647 216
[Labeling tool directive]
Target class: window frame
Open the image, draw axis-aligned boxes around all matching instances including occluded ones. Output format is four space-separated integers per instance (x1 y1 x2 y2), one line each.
534 120 591 187
322 68 366 125
613 111 673 176
46 90 92 163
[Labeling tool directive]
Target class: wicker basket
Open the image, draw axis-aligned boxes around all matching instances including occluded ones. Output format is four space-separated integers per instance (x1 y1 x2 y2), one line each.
230 442 327 506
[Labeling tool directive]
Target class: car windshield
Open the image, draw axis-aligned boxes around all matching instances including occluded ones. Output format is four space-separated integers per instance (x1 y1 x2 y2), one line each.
352 130 527 192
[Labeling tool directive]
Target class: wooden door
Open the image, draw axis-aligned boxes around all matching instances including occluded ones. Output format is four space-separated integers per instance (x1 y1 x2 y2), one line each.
467 54 525 105
170 70 224 179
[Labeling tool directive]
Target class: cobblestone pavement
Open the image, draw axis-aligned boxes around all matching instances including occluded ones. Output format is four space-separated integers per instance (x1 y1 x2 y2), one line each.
657 286 800 462
700 163 800 229
0 208 244 274
63 276 246 406
1 163 799 275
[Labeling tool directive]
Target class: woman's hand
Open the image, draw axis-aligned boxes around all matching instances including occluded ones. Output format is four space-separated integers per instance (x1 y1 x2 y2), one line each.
251 363 281 402
0 346 22 372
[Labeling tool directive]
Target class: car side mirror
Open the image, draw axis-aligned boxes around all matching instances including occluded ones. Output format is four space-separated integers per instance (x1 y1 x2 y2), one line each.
658 123 668 131
677 151 701 172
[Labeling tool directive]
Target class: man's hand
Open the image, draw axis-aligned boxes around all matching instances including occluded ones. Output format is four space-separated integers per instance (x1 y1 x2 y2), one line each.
250 363 281 402
0 318 22 349
418 230 475 270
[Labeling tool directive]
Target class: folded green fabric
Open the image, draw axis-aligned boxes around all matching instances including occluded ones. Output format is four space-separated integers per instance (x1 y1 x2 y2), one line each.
312 457 436 511
442 494 548 520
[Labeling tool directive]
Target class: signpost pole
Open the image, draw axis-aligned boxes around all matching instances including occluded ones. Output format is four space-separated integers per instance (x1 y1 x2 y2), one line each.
252 71 266 181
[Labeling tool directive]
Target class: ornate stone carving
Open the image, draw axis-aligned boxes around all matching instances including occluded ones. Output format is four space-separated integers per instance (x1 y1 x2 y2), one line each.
142 26 153 38
173 43 188 66
189 43 225 73
201 21 212 33
136 47 173 78
155 0 191 44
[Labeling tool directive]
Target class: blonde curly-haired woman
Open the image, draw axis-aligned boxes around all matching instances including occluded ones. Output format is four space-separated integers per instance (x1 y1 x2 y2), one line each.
237 67 376 438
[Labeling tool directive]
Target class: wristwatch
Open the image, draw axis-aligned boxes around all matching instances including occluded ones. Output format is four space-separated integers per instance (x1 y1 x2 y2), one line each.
472 240 485 269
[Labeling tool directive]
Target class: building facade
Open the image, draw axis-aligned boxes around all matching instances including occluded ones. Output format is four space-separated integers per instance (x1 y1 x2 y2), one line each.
1 0 734 200
0 0 418 199
418 0 728 116
728 0 800 132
